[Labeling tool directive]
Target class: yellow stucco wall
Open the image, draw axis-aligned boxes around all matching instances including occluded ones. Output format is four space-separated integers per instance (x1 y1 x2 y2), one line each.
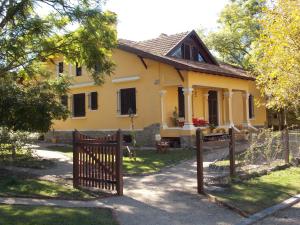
51 49 267 134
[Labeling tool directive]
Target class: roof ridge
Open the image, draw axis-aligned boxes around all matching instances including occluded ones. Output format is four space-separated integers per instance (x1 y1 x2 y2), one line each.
137 31 190 44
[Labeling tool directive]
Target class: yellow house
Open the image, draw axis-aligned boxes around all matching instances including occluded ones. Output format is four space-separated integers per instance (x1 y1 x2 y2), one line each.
48 30 267 147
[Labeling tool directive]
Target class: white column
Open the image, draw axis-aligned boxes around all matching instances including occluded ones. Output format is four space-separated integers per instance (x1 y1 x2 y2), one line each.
203 93 209 122
182 87 195 130
242 91 250 126
160 90 167 129
224 90 234 127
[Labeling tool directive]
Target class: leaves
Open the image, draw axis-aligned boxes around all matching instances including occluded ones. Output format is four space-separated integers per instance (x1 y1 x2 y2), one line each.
0 0 117 132
204 0 266 69
253 0 300 110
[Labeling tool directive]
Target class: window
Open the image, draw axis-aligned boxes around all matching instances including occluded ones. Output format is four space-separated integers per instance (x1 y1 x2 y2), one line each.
75 63 82 76
192 47 198 61
249 94 255 119
61 95 68 108
89 92 98 110
119 88 136 115
73 93 85 117
94 63 100 72
178 87 185 117
183 44 191 60
171 47 182 58
58 62 64 73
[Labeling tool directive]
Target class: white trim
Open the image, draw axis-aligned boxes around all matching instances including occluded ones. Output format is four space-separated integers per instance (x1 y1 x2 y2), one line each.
70 117 87 120
54 128 144 132
116 114 138 118
112 76 140 83
70 82 96 89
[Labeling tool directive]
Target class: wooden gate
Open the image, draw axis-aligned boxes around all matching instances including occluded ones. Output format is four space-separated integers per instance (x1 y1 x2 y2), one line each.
72 130 123 195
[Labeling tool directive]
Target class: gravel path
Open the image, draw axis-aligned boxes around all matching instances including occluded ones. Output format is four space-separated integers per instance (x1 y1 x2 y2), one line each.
254 202 300 225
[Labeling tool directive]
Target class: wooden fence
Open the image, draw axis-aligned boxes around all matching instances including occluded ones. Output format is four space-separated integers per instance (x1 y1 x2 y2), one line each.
73 130 123 195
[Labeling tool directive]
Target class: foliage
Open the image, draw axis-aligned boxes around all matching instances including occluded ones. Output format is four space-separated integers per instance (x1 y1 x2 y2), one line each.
0 204 118 225
253 0 300 111
0 0 117 133
0 76 69 132
0 0 117 84
0 126 32 159
204 0 266 69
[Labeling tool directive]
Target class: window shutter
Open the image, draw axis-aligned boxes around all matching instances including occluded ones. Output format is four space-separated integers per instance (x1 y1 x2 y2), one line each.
73 93 86 117
75 63 82 76
91 92 98 110
58 62 64 73
117 90 120 113
178 87 185 117
249 95 254 119
88 93 91 109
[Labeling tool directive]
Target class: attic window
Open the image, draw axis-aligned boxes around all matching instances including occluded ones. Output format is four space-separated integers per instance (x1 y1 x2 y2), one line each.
171 44 205 62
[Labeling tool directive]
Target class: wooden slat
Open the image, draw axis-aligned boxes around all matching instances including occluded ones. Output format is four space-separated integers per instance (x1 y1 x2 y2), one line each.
72 130 123 195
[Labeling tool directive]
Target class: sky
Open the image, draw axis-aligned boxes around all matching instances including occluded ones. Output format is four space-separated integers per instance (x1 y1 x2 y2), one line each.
104 0 229 41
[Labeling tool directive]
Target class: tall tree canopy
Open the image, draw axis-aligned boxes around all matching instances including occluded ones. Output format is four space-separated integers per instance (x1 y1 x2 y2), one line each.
204 0 266 69
0 0 117 132
253 0 300 111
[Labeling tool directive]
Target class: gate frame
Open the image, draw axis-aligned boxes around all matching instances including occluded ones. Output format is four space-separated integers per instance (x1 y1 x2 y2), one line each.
72 129 123 196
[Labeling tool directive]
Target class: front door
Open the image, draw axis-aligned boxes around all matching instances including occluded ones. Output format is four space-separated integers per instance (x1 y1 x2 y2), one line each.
208 90 218 126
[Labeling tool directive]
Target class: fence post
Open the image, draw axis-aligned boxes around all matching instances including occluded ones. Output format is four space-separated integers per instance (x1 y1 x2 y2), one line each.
229 128 236 177
73 130 79 188
116 129 123 196
284 127 290 164
196 128 204 194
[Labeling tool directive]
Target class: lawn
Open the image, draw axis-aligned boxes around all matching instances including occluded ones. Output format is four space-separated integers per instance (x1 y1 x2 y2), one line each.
0 148 54 169
210 167 300 215
0 204 118 225
45 146 196 175
123 149 195 174
0 169 100 199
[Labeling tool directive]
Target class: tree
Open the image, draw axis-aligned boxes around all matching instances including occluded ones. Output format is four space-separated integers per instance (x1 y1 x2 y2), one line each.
253 0 300 112
0 0 117 132
204 0 266 69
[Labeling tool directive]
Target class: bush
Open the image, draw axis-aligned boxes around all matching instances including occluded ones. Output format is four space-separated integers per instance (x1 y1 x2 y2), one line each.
0 127 32 160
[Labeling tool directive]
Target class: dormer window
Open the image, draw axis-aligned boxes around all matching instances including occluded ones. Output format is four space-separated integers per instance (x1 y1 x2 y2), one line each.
171 43 205 62
183 44 191 60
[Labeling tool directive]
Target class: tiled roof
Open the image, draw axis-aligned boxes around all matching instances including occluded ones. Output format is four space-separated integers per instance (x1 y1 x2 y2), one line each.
118 31 253 80
118 32 190 56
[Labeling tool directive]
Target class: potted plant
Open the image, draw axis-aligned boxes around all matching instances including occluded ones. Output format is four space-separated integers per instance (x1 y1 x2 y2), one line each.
172 107 179 127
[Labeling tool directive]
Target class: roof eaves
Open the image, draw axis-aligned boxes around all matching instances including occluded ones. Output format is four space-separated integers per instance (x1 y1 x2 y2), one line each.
117 43 254 81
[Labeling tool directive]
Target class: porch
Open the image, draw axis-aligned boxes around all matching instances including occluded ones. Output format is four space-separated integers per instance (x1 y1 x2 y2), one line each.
159 84 255 146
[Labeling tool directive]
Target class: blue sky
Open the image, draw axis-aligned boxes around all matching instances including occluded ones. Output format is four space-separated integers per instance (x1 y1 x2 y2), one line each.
104 0 229 41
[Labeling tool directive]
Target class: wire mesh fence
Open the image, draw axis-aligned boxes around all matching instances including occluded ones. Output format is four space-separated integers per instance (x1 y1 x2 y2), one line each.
204 126 300 186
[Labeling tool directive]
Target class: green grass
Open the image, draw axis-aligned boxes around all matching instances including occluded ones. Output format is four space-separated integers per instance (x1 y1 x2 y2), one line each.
0 204 118 225
45 146 195 175
0 149 54 169
123 149 195 175
210 167 300 214
0 169 99 199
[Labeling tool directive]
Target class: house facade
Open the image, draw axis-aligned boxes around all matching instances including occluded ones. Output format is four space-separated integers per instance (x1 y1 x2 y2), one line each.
47 30 267 147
